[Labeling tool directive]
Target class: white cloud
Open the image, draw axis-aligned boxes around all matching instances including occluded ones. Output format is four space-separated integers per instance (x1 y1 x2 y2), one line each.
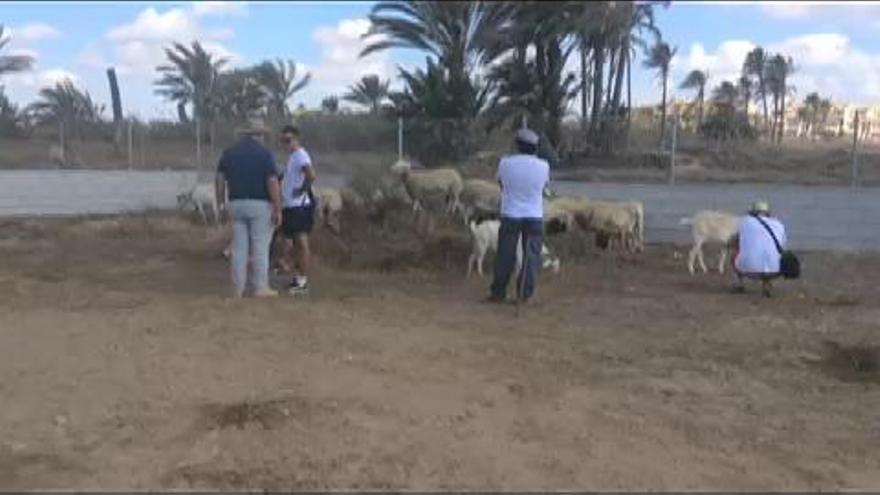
100 6 238 77
303 18 395 106
193 1 248 17
672 33 880 105
759 3 816 19
5 48 39 60
8 23 62 42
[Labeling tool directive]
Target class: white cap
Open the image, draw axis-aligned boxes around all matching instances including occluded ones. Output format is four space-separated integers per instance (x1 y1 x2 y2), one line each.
515 128 539 146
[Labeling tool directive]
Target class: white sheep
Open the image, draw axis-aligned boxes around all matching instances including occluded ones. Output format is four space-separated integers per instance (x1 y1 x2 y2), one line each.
466 218 560 278
390 159 463 216
457 178 501 224
390 159 463 236
680 210 739 274
543 195 591 236
313 187 343 234
177 182 221 226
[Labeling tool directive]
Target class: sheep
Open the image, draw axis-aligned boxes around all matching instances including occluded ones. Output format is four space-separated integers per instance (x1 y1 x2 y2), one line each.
177 182 221 226
456 178 501 224
390 159 463 236
570 200 645 253
680 210 739 274
466 218 561 278
313 187 343 234
543 195 591 235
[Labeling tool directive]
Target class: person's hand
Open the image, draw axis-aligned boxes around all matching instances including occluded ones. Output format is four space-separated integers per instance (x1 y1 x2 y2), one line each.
271 207 282 228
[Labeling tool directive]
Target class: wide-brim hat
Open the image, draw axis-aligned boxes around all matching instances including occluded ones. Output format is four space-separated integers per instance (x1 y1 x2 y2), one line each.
235 116 269 135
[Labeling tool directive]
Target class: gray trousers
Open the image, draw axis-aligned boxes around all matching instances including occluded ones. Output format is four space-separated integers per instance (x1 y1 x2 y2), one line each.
229 199 274 295
490 217 544 300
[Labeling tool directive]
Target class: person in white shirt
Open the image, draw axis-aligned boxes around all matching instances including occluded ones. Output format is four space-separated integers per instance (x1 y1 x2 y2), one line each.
486 128 550 304
730 200 787 297
279 125 316 295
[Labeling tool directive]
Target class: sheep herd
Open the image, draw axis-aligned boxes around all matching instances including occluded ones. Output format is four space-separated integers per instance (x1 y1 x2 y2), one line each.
176 159 739 278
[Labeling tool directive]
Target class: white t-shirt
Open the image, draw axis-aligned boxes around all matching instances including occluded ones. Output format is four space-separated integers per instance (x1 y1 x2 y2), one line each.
496 154 550 219
281 148 313 208
736 214 787 274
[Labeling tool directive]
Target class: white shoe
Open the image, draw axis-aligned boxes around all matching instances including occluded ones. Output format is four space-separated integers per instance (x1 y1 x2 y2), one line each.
253 288 279 298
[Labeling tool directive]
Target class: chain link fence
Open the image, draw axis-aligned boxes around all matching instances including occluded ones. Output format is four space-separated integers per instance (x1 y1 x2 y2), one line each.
1 109 879 188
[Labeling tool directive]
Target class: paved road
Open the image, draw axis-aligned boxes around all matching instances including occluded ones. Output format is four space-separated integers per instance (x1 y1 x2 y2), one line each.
1 170 877 252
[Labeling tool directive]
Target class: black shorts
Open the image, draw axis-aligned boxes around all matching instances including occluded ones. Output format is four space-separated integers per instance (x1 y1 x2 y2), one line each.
281 206 315 238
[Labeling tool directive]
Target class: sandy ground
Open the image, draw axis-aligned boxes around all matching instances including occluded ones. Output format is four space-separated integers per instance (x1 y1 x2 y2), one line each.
0 211 879 490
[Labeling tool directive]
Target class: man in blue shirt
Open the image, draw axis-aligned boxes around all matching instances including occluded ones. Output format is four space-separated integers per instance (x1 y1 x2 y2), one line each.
216 116 282 298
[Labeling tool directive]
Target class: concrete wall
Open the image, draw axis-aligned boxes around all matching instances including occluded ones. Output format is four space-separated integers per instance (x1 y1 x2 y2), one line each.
554 181 880 252
1 170 877 252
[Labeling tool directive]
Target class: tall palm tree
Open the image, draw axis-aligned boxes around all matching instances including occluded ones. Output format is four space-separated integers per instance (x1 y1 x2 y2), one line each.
643 40 676 147
0 25 34 76
343 74 390 114
679 69 708 130
765 53 795 144
154 41 227 124
742 47 769 132
254 59 311 123
737 74 753 120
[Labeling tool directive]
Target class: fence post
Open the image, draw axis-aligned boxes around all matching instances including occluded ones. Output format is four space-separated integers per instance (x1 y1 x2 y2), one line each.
851 110 860 189
127 119 133 171
397 116 403 161
669 113 678 185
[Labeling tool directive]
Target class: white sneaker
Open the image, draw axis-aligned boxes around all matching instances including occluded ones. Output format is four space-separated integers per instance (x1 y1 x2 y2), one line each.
253 288 279 298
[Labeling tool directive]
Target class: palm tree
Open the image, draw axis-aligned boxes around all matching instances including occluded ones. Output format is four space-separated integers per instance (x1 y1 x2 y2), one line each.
765 53 795 144
0 25 34 76
27 79 104 143
742 47 769 132
712 81 739 109
254 59 311 124
343 74 389 114
321 96 339 114
361 1 514 82
215 67 267 124
679 69 708 130
737 74 753 120
643 40 676 147
154 41 227 124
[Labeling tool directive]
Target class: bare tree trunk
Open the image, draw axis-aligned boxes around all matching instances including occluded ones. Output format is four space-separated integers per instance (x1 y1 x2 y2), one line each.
605 46 617 110
580 40 588 135
659 73 668 149
758 74 769 135
778 83 786 144
697 88 704 130
625 54 632 153
589 39 605 139
611 44 627 115
177 102 189 124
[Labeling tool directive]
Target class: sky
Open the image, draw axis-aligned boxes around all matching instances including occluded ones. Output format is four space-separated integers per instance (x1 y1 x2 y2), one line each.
1 1 879 120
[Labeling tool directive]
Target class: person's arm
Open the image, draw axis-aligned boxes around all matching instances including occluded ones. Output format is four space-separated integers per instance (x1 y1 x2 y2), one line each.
215 153 227 212
297 165 316 194
267 175 282 227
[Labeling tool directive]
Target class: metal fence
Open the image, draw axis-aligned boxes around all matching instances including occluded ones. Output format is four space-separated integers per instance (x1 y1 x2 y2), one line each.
1 111 878 188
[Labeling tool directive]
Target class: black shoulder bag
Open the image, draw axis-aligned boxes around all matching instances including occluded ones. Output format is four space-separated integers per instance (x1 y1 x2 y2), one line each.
751 214 800 279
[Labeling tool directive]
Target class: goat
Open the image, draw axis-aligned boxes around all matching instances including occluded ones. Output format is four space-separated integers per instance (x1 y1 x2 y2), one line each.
680 210 739 274
466 218 560 278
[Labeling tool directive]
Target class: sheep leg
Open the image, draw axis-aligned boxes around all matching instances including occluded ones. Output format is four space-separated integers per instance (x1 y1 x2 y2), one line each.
697 244 709 273
195 202 209 226
466 251 475 278
687 241 702 275
718 247 728 274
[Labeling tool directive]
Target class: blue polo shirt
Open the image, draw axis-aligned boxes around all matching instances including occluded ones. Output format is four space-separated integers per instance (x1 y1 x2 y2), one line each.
217 136 278 201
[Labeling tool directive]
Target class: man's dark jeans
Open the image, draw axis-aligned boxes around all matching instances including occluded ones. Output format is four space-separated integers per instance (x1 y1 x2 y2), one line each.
490 217 544 301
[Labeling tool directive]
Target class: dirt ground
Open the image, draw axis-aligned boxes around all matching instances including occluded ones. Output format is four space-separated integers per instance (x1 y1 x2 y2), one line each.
0 210 879 490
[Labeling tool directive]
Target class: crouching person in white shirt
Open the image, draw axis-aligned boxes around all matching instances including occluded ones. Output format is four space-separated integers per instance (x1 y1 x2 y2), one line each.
729 200 788 297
